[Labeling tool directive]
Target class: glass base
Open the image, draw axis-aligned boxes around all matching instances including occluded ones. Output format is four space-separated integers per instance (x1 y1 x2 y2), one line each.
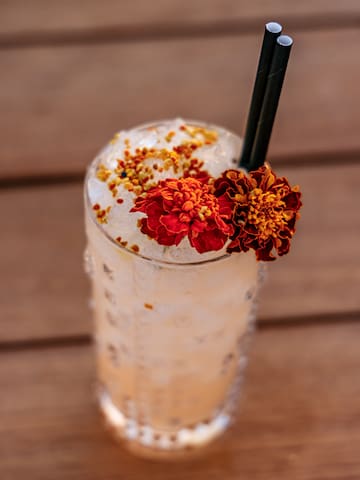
98 386 231 460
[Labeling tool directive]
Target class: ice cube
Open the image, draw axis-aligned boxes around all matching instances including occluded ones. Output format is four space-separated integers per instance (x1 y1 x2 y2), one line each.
87 177 113 206
86 118 242 264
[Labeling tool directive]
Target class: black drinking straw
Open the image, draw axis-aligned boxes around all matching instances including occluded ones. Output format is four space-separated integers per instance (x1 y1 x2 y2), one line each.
239 22 282 170
247 35 293 171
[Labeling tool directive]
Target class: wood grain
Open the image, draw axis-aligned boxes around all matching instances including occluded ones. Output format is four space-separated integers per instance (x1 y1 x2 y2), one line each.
1 163 359 343
1 321 359 479
1 182 89 343
1 0 359 37
1 2 359 478
1 28 360 180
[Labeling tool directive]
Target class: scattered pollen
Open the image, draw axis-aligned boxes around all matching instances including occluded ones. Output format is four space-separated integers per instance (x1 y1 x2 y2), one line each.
96 164 112 182
109 133 120 145
99 123 218 199
165 131 175 142
116 236 129 249
93 204 111 224
130 244 140 253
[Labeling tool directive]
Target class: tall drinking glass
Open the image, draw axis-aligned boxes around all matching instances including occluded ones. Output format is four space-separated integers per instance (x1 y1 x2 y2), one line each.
84 121 262 459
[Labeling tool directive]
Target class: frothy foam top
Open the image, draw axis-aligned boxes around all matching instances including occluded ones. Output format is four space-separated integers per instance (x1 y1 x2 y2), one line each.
86 118 242 262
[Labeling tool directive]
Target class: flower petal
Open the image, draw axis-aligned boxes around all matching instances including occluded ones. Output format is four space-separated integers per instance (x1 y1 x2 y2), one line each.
160 214 189 234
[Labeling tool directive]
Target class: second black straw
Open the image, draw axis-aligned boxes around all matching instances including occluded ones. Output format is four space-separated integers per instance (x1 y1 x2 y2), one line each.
239 22 282 170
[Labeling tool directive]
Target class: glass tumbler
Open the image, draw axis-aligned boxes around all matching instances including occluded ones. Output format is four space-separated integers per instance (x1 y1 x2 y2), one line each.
84 127 262 459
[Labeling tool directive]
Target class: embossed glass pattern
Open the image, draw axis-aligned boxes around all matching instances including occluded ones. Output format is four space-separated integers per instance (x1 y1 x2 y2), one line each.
84 124 262 459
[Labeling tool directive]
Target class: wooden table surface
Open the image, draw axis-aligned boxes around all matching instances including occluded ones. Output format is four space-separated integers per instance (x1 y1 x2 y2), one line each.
1 2 360 478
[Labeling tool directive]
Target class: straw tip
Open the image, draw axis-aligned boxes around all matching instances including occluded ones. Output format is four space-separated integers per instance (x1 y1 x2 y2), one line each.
277 35 293 47
266 22 282 34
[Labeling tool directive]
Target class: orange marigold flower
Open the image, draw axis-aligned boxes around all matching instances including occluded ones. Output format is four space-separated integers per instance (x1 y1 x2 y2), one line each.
131 177 234 253
214 166 302 261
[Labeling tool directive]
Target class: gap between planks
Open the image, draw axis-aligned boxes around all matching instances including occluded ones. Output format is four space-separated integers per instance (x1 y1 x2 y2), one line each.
0 310 358 354
0 148 359 191
0 13 359 50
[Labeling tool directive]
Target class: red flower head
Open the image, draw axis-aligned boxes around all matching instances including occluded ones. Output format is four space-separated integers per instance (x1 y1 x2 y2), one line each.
131 177 234 253
214 166 302 261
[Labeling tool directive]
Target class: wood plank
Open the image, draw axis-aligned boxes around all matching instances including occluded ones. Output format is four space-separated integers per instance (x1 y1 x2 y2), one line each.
1 163 359 343
1 28 360 180
1 182 89 343
1 321 360 478
1 0 359 36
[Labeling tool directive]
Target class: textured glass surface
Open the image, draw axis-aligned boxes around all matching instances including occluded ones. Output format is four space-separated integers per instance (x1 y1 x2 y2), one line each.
84 122 263 458
85 204 262 458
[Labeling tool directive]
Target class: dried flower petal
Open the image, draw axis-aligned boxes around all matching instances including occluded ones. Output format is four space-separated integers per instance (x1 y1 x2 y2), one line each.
214 166 302 261
131 177 234 253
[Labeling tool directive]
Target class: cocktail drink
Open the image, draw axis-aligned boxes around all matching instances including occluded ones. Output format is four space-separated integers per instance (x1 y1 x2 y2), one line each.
83 22 301 461
84 120 263 456
84 119 301 458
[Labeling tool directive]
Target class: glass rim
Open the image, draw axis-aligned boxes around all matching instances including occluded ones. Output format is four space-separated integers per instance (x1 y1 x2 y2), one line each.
84 118 243 267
